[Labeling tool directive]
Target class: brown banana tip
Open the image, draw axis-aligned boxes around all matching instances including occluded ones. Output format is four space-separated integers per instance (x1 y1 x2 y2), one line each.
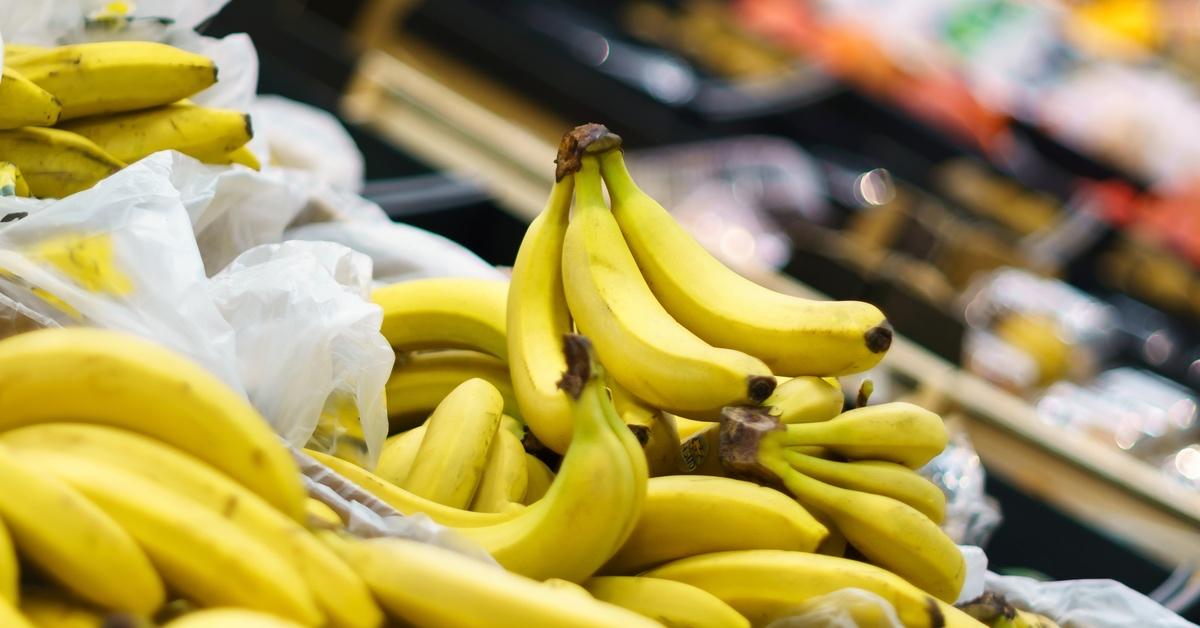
627 424 651 446
747 375 777 404
865 320 893 353
556 333 593 399
718 405 783 480
244 113 254 140
554 123 623 181
926 597 946 628
212 65 219 84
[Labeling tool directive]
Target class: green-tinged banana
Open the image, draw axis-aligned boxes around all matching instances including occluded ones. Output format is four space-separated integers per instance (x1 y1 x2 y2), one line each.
403 378 503 508
322 534 663 628
8 42 216 120
373 278 508 359
501 414 525 439
508 176 575 453
782 401 948 468
375 425 426 485
523 454 555 504
0 519 14 604
0 595 32 628
597 148 891 376
767 376 843 423
18 587 151 628
610 380 680 477
0 68 61 128
0 444 163 613
163 608 306 628
646 550 983 628
584 576 749 628
783 448 946 523
3 424 381 628
471 427 529 513
59 102 252 165
603 475 826 575
563 155 775 419
11 454 322 624
0 127 124 197
456 335 648 582
0 328 306 519
0 162 28 197
385 350 518 431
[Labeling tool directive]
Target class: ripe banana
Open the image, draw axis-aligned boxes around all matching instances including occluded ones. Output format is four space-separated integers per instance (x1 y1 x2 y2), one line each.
563 155 776 418
0 67 61 128
610 379 680 477
523 454 555 504
0 328 306 520
507 176 575 453
375 424 426 485
0 443 163 613
8 41 217 120
3 43 49 64
163 608 306 628
373 278 508 359
322 534 662 628
0 595 32 628
646 550 982 628
584 576 749 628
783 448 946 523
222 144 262 170
2 423 381 628
403 378 503 508
59 102 252 165
597 148 892 376
603 475 827 575
767 376 843 423
0 162 29 197
18 587 150 628
677 421 726 476
471 427 529 513
0 127 125 197
0 518 14 603
782 402 948 468
959 593 1061 628
306 498 344 529
385 350 518 431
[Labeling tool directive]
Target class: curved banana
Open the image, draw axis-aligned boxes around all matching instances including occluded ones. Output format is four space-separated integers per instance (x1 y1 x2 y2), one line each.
164 608 306 628
523 454 555 504
0 328 306 519
676 421 726 477
60 102 252 165
403 378 503 508
0 68 61 129
0 162 30 197
767 376 843 423
373 278 508 359
375 425 426 485
471 427 529 513
0 127 125 197
0 518 14 604
783 449 946 523
8 42 216 120
3 424 381 628
597 148 892 376
609 380 680 477
0 443 164 613
3 43 49 63
386 350 518 431
782 402 948 468
0 595 32 628
322 534 662 628
18 587 150 628
507 177 576 453
563 156 775 419
305 498 344 529
603 475 826 575
222 144 262 170
584 576 749 628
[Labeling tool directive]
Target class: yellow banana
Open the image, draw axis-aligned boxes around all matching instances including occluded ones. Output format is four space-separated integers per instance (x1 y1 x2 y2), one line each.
403 378 504 508
2 424 381 628
0 127 124 197
0 517 14 603
783 448 946 523
0 328 305 519
501 414 525 439
603 475 826 575
767 376 843 423
523 454 555 504
597 148 892 376
563 155 776 419
0 162 29 197
322 533 663 628
782 402 948 468
223 144 262 170
8 41 216 120
673 415 712 441
0 443 163 613
59 102 252 165
471 427 529 513
385 350 518 431
609 380 679 477
507 176 576 453
373 278 508 359
3 43 49 64
0 595 33 628
305 498 343 529
584 576 749 628
163 608 306 628
375 424 426 485
677 421 726 477
18 587 151 628
0 67 61 128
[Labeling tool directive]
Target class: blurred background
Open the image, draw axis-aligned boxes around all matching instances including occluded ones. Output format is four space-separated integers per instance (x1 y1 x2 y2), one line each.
204 0 1200 618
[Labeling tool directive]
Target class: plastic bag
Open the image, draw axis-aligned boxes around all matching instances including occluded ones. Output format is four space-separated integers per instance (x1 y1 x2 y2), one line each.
764 589 904 628
251 95 366 193
921 428 1004 548
209 241 394 467
984 572 1194 628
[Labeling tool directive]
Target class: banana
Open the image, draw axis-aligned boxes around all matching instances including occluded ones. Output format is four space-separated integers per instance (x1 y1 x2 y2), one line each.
782 402 948 468
59 102 252 165
0 595 32 628
543 578 595 598
403 378 504 508
523 454 555 504
597 148 892 376
163 609 306 628
223 144 262 170
677 421 726 476
0 68 61 128
0 162 29 197
767 376 843 423
3 44 49 64
507 176 576 453
673 415 712 441
0 443 163 613
603 475 826 575
610 379 680 477
18 587 150 628
584 576 749 628
375 424 426 485
305 498 343 529
563 155 776 419
322 533 662 628
783 448 946 523
0 518 14 604
471 427 529 513
0 329 305 519
373 278 508 359
959 593 1060 628
8 41 217 120
2 424 381 628
385 350 518 431
0 127 124 197
646 550 982 628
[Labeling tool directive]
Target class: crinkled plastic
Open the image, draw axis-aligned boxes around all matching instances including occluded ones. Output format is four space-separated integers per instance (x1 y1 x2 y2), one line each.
922 428 1003 548
764 588 904 628
252 95 366 193
209 241 394 467
984 572 1193 628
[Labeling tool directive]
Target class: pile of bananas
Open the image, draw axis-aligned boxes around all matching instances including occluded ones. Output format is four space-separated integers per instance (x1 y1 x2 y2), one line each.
0 40 257 199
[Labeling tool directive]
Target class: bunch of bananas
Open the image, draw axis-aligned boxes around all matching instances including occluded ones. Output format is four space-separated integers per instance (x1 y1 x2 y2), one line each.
0 40 257 199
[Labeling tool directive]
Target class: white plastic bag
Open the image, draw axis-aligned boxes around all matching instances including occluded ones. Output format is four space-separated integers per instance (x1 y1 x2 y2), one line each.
252 95 366 193
764 589 904 628
984 572 1195 628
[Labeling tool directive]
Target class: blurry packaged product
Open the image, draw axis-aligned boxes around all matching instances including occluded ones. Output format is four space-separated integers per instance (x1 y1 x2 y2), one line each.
1159 443 1200 490
933 159 1062 236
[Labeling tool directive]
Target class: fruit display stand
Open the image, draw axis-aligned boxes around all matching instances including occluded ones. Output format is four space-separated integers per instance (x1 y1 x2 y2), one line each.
337 40 1200 611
